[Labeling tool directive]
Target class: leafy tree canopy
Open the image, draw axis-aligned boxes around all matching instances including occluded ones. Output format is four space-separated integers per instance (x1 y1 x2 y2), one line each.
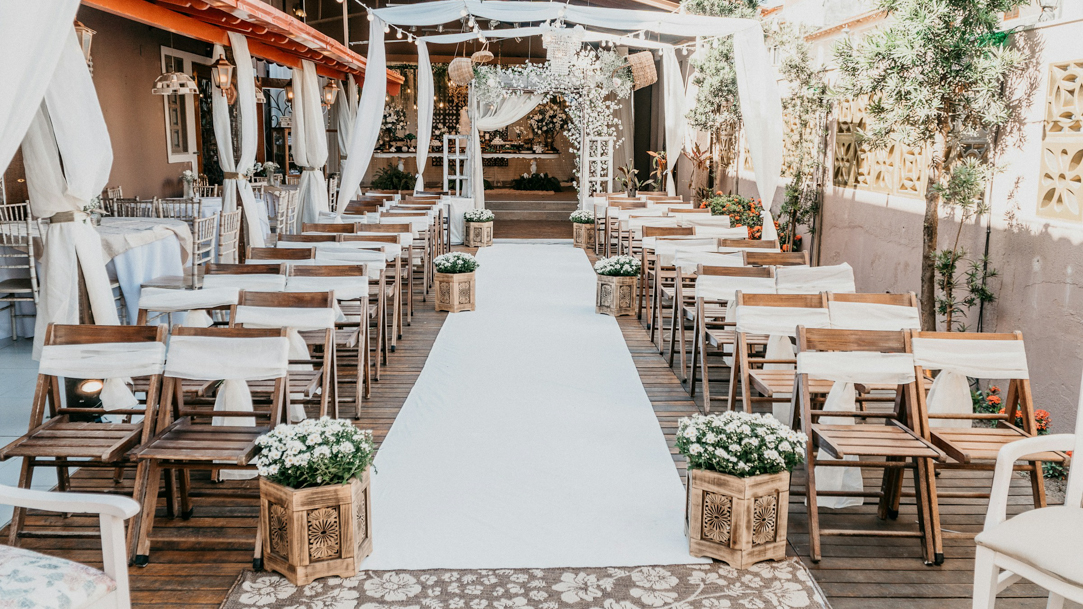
682 0 761 133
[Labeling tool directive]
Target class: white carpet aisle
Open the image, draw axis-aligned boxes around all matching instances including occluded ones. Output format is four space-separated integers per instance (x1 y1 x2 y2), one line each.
363 243 706 569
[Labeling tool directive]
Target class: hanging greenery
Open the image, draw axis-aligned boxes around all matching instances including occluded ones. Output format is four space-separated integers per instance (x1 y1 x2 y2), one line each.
474 49 633 194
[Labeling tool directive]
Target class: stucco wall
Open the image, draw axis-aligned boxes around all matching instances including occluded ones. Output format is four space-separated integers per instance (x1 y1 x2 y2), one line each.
77 7 212 199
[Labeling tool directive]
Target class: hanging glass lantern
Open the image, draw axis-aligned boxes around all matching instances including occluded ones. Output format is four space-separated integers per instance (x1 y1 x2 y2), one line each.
210 54 234 96
254 79 266 104
73 21 95 73
285 83 294 102
542 25 584 76
322 80 339 107
152 70 199 96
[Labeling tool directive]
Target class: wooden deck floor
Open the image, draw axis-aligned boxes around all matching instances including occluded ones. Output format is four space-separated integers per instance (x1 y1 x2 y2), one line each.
0 242 1065 609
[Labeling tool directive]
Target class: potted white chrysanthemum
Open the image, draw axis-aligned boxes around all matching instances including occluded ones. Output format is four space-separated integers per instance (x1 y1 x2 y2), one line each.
254 417 376 585
677 412 806 568
463 208 495 248
434 252 480 313
594 255 641 316
570 209 595 250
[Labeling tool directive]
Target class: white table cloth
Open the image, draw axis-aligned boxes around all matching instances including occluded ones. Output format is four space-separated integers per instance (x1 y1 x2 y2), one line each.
200 195 271 240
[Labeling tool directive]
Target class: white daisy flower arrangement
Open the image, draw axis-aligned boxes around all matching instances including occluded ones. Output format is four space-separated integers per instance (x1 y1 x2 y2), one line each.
434 252 480 274
463 209 495 223
569 209 594 224
676 412 807 477
594 255 641 277
253 417 375 489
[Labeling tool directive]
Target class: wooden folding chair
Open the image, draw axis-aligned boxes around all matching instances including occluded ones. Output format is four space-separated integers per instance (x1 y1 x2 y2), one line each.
743 250 809 267
606 200 647 257
277 233 340 245
639 226 696 331
908 330 1065 531
341 234 400 365
246 246 316 261
794 327 946 565
0 324 166 548
357 223 415 327
730 292 829 416
231 291 338 420
287 266 371 415
663 248 746 378
690 266 776 410
130 326 290 566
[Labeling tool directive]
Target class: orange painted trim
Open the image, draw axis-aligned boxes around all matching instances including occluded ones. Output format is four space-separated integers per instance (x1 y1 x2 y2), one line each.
85 0 228 44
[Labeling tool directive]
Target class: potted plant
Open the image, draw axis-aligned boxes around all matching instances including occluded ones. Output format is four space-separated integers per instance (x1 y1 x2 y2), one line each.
181 169 196 198
594 255 641 316
254 417 376 586
570 209 595 249
434 252 479 313
678 412 806 568
615 164 646 198
463 208 495 248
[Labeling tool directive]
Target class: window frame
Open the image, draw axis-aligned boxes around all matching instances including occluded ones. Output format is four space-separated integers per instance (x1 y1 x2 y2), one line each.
159 47 214 166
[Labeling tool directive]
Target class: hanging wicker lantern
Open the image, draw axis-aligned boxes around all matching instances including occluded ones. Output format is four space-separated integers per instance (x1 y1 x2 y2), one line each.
449 57 474 86
471 43 494 64
625 51 658 91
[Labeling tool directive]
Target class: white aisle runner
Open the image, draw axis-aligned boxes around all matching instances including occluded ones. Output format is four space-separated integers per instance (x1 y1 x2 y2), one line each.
364 243 704 569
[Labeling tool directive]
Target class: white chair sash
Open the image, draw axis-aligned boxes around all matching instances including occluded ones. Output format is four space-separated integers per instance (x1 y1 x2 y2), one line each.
828 301 921 331
652 239 719 266
776 263 856 294
797 350 917 508
203 274 287 292
139 287 241 329
285 276 369 301
694 275 776 302
672 251 744 273
39 342 167 411
912 338 1029 429
698 226 753 239
313 250 388 278
676 215 732 228
164 334 290 433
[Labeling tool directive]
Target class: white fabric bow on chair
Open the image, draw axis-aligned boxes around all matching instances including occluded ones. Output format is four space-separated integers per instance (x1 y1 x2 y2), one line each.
912 338 1029 429
38 342 167 412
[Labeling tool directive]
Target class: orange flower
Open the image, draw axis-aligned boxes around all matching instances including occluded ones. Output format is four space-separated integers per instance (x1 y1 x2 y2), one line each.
987 395 1001 405
989 385 1000 393
781 244 791 252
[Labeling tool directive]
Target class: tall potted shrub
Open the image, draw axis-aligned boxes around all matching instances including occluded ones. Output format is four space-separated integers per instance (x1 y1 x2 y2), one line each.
255 418 376 585
463 209 495 248
594 255 641 316
570 209 595 249
678 412 806 568
434 252 479 313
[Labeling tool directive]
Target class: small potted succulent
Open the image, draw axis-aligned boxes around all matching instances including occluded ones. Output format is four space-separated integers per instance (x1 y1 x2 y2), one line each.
254 418 376 585
678 412 806 568
569 209 595 249
594 255 641 316
463 208 495 248
434 252 480 313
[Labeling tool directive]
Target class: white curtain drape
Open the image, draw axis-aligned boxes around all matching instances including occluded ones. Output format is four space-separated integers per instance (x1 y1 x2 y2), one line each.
414 42 434 192
292 60 330 224
733 26 784 209
211 35 265 251
0 0 80 171
470 91 545 207
662 48 687 197
337 75 357 156
337 17 386 209
22 31 119 358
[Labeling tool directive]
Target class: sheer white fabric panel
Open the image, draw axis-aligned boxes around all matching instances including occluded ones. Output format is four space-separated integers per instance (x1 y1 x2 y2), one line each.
912 338 1030 429
760 208 779 241
228 33 266 247
0 0 79 170
23 32 119 359
211 44 239 215
337 75 357 156
338 17 387 213
471 93 545 206
662 48 686 197
732 25 784 211
293 61 330 224
827 302 921 332
415 42 434 192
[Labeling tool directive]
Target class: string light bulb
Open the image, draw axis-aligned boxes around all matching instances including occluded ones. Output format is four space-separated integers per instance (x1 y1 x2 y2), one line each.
384 23 390 33
396 29 403 38
460 6 468 17
367 11 373 21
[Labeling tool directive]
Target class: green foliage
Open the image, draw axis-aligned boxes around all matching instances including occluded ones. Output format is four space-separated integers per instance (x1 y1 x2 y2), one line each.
703 193 766 239
834 0 1026 149
511 173 562 193
615 164 649 193
682 0 760 133
371 165 415 191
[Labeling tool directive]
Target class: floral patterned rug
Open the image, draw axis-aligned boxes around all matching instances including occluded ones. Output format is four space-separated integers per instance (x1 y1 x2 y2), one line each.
219 559 829 609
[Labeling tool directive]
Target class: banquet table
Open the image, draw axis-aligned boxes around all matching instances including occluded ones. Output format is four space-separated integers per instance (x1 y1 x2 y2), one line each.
0 217 191 336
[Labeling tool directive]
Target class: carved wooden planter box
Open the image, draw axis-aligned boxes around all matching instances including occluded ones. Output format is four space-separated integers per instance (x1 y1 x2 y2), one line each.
259 468 372 586
573 222 595 249
687 468 789 569
435 271 476 313
464 221 493 248
596 274 637 316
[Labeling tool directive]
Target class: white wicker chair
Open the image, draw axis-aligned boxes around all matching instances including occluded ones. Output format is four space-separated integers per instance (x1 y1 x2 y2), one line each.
0 484 139 609
972 369 1083 608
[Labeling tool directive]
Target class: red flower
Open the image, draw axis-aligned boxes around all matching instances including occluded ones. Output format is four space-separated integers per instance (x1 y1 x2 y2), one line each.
987 395 1001 406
